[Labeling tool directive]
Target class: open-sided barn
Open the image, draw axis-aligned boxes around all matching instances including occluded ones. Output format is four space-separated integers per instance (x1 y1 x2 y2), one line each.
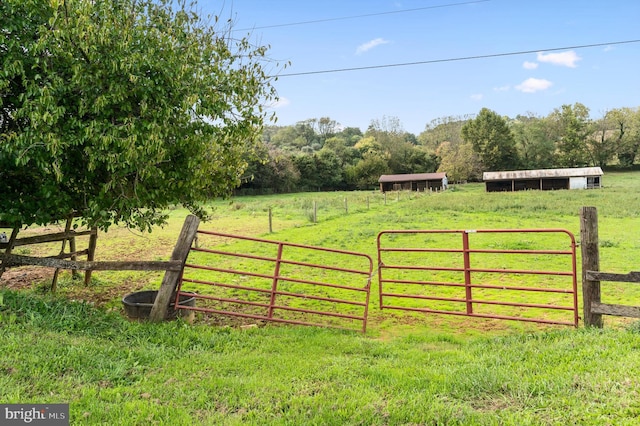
378 172 447 193
483 167 603 192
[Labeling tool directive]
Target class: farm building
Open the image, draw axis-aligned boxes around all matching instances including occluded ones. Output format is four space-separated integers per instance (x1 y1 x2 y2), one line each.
483 167 603 192
378 172 448 192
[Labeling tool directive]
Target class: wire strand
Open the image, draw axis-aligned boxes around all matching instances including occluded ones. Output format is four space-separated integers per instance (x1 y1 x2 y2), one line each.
274 39 640 78
234 0 490 31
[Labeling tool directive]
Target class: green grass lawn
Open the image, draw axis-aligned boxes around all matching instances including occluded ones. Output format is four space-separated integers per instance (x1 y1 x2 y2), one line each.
2 171 640 424
1 290 640 425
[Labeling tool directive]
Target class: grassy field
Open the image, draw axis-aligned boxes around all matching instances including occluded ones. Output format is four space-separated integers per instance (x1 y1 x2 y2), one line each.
2 171 640 424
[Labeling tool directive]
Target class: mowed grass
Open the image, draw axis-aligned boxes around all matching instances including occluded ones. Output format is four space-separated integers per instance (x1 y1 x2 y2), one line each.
2 171 640 424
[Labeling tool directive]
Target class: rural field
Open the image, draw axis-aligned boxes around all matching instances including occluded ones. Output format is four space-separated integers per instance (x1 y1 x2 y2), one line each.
2 171 640 424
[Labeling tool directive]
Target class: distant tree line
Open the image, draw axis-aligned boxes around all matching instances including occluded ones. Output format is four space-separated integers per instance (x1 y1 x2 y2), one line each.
237 104 640 194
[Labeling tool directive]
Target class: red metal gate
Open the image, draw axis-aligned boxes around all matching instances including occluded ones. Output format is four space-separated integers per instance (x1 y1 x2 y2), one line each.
377 229 579 326
174 230 373 332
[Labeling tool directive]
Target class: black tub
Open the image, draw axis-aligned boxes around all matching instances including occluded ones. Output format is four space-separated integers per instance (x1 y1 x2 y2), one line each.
122 290 196 320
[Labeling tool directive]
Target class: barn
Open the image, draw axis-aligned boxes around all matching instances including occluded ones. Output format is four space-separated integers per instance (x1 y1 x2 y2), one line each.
483 167 603 192
378 172 447 193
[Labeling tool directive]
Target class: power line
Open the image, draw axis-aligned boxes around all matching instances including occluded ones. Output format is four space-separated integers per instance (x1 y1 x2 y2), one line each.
274 39 640 78
234 0 490 31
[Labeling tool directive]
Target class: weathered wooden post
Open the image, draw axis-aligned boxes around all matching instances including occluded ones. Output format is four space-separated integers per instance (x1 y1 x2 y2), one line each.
84 227 98 286
268 207 273 233
344 197 348 214
51 217 74 292
0 227 20 279
149 215 200 322
69 233 80 279
580 206 602 328
313 201 317 223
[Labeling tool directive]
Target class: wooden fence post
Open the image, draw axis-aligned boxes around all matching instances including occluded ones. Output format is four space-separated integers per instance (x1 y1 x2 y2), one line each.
268 208 273 233
69 234 80 279
84 227 98 286
51 217 73 292
313 201 317 223
149 214 200 322
0 227 20 279
580 206 602 328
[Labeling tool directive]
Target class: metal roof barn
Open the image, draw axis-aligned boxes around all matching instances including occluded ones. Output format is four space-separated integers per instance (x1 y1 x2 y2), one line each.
378 173 447 193
482 167 603 192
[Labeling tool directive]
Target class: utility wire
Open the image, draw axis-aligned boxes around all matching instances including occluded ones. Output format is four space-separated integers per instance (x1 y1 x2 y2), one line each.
234 0 490 31
275 39 640 78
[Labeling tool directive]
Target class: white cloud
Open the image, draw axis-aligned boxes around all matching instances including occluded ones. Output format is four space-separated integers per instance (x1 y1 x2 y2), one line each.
515 78 553 93
470 93 483 101
493 85 510 92
523 61 538 70
269 97 290 109
356 38 390 55
537 51 581 68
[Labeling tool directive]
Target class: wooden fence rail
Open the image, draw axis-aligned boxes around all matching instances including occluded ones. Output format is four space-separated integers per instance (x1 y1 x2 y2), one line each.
1 215 200 322
1 254 182 272
585 271 640 320
580 206 640 327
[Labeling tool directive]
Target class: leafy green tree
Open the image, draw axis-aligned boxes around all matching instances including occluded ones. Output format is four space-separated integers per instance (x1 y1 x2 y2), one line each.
418 115 470 154
436 141 482 182
239 143 299 194
548 103 591 168
347 152 390 190
307 117 339 142
604 107 640 167
314 150 344 190
510 113 556 169
354 136 385 157
589 111 623 168
404 147 439 174
0 0 277 231
292 154 319 191
336 127 364 146
366 116 427 174
461 108 519 171
270 126 307 151
322 136 360 168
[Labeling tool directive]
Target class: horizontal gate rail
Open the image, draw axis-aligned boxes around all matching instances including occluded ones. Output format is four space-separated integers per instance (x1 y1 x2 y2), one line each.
175 230 373 332
382 279 572 294
377 228 579 327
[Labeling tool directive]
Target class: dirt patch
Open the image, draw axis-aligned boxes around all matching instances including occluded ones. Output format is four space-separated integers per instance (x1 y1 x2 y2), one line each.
1 266 53 291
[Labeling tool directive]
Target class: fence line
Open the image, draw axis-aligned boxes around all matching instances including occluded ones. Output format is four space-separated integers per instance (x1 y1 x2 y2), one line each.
580 206 640 327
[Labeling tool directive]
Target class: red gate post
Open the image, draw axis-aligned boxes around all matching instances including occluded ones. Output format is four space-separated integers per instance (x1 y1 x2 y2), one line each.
149 215 200 322
463 231 473 314
580 206 602 328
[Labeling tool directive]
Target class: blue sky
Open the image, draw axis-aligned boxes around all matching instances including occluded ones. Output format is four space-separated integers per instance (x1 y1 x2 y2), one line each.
210 1 640 135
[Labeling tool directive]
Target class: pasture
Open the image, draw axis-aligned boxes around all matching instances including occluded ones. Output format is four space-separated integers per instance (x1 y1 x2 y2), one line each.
2 171 640 424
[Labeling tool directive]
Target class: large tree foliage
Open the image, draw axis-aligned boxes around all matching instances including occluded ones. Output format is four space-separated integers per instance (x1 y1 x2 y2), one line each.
461 108 519 171
510 113 556 169
436 141 481 182
548 103 591 167
606 107 640 167
0 0 278 230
